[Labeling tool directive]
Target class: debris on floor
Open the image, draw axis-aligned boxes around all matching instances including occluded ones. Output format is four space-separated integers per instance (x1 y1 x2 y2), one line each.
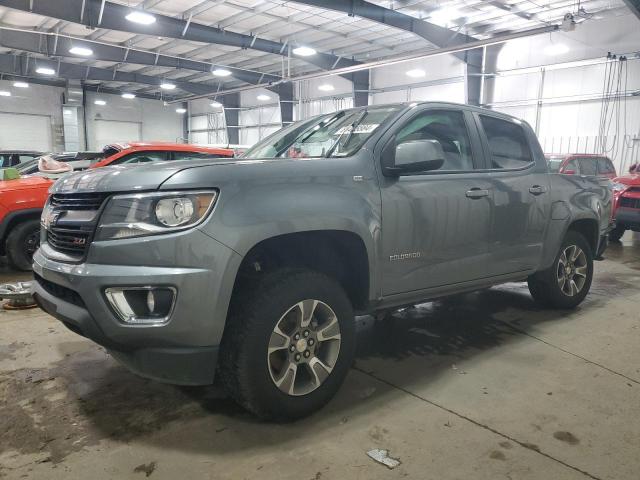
0 281 36 310
366 449 401 469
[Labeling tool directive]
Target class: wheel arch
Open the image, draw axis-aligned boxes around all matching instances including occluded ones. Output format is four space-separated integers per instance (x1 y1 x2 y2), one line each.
0 208 42 255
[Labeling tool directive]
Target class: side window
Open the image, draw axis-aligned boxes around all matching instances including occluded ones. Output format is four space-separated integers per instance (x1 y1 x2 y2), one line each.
479 115 533 169
394 109 474 171
579 158 597 176
565 159 579 174
171 151 229 161
597 157 615 174
110 151 168 165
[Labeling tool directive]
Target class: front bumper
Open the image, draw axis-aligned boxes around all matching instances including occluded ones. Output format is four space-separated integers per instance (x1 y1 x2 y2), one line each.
31 229 242 385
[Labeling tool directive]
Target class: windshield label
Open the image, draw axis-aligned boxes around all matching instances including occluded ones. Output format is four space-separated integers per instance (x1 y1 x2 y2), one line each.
335 124 379 135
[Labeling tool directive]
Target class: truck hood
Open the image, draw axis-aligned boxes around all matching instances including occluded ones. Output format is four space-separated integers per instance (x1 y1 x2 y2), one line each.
51 159 240 194
0 175 52 192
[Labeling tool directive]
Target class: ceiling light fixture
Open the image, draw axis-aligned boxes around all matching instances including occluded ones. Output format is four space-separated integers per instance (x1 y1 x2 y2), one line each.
176 108 187 113
36 67 56 75
292 46 316 56
122 93 136 99
210 101 223 108
212 68 232 77
94 99 106 105
0 91 11 97
160 82 176 90
544 43 570 55
318 84 335 92
69 46 93 56
429 8 462 26
125 10 156 25
406 68 426 78
257 94 270 101
13 82 29 88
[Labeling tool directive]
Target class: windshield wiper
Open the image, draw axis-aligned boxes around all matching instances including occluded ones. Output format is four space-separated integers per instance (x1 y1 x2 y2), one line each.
324 109 368 158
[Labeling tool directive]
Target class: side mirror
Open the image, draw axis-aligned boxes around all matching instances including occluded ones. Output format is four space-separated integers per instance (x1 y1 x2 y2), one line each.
385 139 445 176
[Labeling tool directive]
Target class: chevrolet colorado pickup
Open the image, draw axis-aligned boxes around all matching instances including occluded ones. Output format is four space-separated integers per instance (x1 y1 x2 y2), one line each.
32 103 612 420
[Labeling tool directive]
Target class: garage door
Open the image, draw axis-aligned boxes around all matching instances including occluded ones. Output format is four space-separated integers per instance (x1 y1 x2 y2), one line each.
0 113 52 151
94 120 141 150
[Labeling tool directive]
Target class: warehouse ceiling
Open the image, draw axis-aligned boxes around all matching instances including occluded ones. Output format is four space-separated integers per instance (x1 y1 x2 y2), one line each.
0 0 632 100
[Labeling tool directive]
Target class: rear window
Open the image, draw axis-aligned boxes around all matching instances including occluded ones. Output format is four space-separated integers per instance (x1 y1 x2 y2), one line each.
577 158 597 176
547 156 566 173
596 157 615 175
479 115 533 169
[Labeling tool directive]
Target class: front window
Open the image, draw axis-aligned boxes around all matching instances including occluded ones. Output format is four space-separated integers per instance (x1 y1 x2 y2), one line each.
243 105 402 159
547 156 566 173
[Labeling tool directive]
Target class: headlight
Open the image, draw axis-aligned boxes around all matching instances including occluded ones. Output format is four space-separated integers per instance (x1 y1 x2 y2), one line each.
96 190 218 240
611 182 627 192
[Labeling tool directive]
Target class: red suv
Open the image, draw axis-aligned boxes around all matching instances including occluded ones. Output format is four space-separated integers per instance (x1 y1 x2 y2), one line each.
546 154 617 179
609 173 640 241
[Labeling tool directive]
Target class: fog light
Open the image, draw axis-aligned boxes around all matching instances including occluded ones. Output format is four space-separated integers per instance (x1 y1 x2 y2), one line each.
105 287 176 325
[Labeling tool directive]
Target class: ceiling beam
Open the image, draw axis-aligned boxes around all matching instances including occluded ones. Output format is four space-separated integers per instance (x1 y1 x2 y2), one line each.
287 0 478 62
0 52 216 95
0 27 280 85
0 0 358 72
622 0 640 20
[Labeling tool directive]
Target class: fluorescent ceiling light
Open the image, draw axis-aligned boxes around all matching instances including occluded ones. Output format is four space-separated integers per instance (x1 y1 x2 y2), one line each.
36 67 56 75
69 46 93 56
13 82 29 88
176 108 187 114
122 93 136 99
544 43 570 55
125 10 156 25
257 94 270 101
318 84 335 92
210 101 223 108
94 99 106 105
160 82 176 90
406 69 426 78
429 8 461 26
63 109 73 116
0 91 11 97
292 46 316 56
212 68 232 77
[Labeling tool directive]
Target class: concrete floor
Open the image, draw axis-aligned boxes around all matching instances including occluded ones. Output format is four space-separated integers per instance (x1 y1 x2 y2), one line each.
1 234 639 480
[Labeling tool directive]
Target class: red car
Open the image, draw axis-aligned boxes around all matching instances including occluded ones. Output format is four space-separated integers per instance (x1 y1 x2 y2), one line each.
0 143 233 270
609 172 640 241
546 153 617 179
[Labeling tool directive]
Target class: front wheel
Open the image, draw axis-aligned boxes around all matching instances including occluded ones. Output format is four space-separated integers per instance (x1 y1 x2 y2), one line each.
528 231 593 309
6 219 40 271
218 269 355 420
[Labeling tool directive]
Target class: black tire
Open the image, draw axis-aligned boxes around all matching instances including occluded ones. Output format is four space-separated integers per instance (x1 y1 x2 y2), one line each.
527 231 593 309
608 225 626 242
6 219 40 271
218 268 355 420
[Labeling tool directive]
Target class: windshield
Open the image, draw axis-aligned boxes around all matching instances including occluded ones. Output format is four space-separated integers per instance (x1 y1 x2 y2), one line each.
243 105 402 159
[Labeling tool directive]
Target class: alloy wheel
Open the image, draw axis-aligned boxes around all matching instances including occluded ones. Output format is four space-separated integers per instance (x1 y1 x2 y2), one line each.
557 244 588 297
267 299 342 396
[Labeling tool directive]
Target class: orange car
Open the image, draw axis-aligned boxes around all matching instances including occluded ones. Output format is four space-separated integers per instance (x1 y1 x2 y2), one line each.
0 142 233 270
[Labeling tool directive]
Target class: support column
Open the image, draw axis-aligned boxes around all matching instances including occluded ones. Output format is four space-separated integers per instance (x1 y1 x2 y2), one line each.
466 45 503 107
273 83 294 126
222 93 240 145
350 70 370 107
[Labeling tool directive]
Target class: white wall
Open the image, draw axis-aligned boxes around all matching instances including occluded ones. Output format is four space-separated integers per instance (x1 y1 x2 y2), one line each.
85 91 183 150
0 80 65 151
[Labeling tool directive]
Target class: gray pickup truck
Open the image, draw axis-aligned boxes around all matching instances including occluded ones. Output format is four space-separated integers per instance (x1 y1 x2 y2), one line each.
32 102 612 419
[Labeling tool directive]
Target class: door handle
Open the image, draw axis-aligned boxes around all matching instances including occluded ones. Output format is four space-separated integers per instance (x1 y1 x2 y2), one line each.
465 188 490 199
529 185 548 195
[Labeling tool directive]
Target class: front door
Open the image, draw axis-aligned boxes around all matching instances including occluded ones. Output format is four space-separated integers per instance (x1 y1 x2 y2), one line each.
378 107 494 296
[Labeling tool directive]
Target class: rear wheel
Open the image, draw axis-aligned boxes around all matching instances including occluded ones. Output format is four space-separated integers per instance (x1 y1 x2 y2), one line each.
609 225 626 242
218 269 355 420
528 231 593 309
6 219 40 271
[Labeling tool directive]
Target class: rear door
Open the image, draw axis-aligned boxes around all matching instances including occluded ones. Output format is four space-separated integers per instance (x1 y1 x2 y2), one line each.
474 113 551 276
378 106 494 295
